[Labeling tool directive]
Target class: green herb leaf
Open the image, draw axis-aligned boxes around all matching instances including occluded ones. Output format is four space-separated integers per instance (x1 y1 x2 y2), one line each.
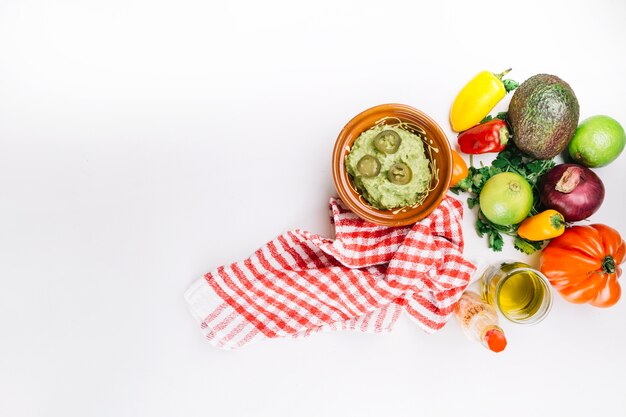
475 217 488 237
478 112 508 125
503 79 519 93
472 173 484 188
452 175 473 192
475 214 505 251
514 236 543 254
489 232 505 252
479 115 494 124
491 158 509 169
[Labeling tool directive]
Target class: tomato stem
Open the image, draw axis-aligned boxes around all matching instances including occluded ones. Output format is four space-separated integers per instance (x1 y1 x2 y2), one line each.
602 256 616 274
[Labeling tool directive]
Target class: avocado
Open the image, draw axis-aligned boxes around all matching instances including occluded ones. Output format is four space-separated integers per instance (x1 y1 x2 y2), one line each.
508 74 580 159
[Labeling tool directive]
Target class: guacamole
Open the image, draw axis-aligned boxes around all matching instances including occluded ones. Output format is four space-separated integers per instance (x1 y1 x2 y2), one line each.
345 125 431 210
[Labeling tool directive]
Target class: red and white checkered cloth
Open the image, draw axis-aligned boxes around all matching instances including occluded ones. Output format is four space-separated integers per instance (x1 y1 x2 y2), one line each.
185 195 475 349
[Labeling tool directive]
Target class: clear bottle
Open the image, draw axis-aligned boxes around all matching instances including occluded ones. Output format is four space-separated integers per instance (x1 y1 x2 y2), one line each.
454 290 507 353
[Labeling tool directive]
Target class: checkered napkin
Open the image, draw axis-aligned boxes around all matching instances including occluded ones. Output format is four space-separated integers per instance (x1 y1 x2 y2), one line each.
185 195 475 349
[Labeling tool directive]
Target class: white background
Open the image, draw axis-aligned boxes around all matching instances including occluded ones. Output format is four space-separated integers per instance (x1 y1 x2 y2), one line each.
1 0 625 416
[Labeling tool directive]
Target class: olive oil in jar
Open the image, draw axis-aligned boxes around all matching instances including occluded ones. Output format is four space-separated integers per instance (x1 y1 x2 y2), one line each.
496 269 546 321
482 261 552 324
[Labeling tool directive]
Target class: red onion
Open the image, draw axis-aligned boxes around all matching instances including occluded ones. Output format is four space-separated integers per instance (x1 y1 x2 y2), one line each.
539 164 605 222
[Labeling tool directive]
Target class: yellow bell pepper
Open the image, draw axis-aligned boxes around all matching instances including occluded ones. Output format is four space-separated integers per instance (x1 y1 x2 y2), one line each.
450 69 518 132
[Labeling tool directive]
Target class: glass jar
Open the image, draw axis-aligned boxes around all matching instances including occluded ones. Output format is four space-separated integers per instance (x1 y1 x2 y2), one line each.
481 260 553 325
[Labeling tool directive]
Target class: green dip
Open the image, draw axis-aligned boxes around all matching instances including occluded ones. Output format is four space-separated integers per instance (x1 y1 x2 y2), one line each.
345 125 431 210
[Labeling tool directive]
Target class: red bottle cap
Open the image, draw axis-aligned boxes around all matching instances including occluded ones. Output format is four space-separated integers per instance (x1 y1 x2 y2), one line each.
484 328 507 352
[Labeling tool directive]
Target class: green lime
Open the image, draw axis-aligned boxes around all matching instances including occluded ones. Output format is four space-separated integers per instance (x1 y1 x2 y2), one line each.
568 115 626 167
479 172 533 226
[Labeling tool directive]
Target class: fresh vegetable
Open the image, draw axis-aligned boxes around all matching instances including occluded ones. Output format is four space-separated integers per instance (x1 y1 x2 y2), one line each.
517 209 565 241
568 115 626 167
450 69 519 132
374 130 401 154
479 172 533 226
451 142 555 253
458 119 510 154
449 150 468 188
357 155 381 177
540 224 625 308
538 164 605 222
387 162 412 185
508 74 580 159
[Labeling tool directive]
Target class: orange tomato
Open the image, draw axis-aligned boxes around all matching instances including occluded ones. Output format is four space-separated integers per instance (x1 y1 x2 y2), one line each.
450 150 469 188
540 224 625 307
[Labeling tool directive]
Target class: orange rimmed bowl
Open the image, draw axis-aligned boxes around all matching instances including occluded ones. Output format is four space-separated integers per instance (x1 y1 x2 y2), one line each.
332 103 453 226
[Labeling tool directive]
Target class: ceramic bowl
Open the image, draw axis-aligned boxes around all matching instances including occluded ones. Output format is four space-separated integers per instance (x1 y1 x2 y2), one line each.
332 103 452 226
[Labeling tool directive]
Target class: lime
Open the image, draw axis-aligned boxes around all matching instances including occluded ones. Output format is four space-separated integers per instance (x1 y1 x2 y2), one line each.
479 172 533 226
568 115 625 167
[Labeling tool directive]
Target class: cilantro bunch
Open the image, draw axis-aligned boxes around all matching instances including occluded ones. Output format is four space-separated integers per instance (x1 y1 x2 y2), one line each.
451 140 555 254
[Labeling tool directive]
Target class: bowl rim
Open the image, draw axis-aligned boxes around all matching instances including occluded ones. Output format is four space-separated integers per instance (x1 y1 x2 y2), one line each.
332 103 453 226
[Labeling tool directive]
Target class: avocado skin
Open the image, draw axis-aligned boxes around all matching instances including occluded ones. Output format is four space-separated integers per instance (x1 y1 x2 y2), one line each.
508 74 580 159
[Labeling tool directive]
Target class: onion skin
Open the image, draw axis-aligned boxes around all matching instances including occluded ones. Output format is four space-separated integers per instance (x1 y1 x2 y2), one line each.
539 164 605 222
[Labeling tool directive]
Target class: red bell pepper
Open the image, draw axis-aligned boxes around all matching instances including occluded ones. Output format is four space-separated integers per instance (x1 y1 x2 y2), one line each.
458 119 510 154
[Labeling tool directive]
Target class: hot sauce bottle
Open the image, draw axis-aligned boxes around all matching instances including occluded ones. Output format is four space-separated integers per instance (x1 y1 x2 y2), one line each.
454 291 507 353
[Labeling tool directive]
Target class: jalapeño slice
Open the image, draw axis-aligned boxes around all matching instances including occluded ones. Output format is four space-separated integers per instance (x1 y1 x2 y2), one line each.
374 130 401 154
356 155 381 178
387 162 412 185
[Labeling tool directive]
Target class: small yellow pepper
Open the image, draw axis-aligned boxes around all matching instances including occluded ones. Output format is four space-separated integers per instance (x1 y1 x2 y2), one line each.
518 209 566 241
450 69 518 132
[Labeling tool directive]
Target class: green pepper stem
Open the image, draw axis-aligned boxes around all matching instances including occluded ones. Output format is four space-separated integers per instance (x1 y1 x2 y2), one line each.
549 214 566 230
602 255 616 274
499 125 509 147
495 68 512 80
